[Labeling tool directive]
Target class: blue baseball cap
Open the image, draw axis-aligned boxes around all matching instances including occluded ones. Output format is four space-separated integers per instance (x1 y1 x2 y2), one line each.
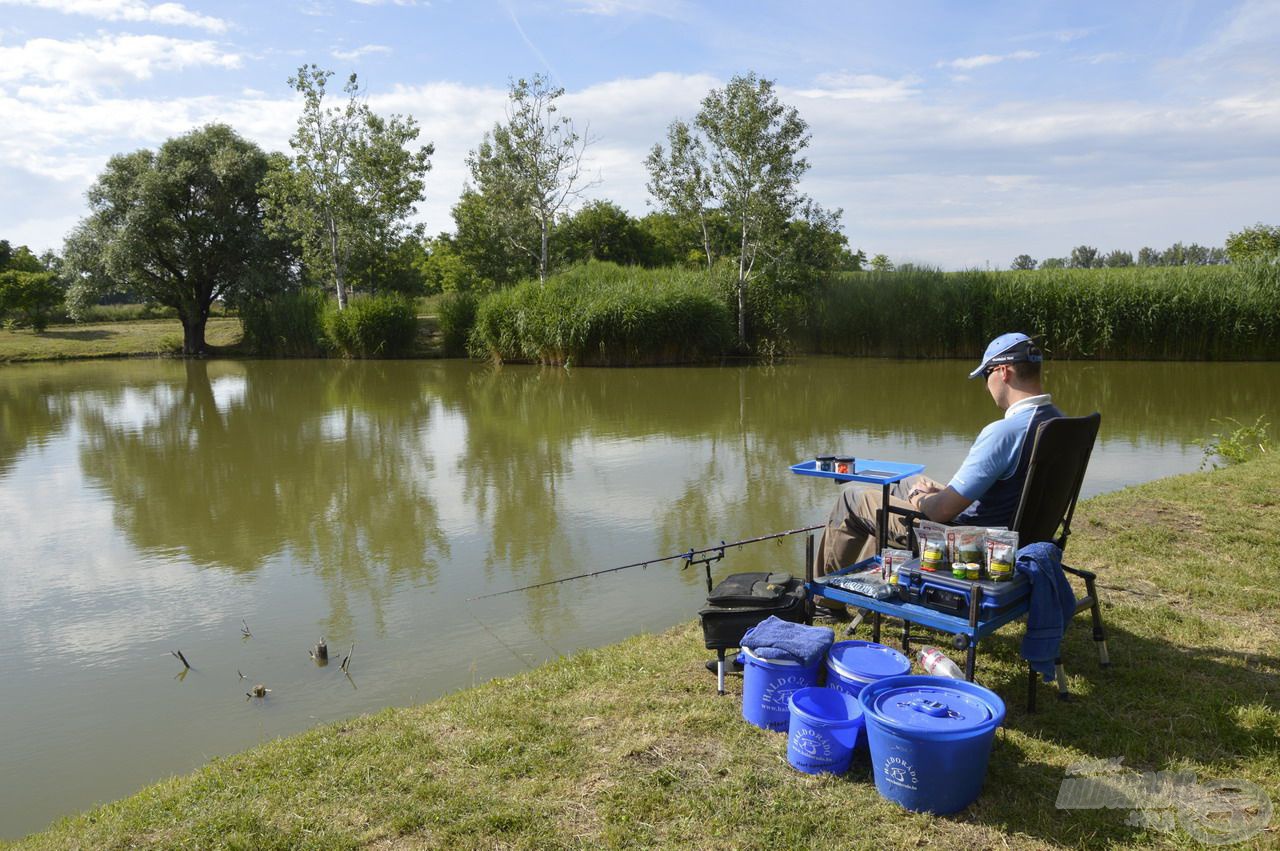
969 332 1043 379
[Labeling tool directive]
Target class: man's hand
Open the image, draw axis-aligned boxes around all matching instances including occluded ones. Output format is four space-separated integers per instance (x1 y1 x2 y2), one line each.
906 477 943 510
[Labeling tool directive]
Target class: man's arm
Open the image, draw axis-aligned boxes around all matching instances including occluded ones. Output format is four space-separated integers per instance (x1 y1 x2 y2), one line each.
909 484 973 524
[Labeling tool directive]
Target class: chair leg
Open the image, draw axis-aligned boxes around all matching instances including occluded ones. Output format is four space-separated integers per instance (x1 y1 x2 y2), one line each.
1055 658 1069 701
716 648 726 696
1084 572 1110 667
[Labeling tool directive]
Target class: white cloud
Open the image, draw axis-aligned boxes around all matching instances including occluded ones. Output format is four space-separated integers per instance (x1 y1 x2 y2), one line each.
0 0 229 32
0 34 241 88
351 0 419 5
800 73 920 102
940 50 1039 70
331 43 392 61
569 0 685 16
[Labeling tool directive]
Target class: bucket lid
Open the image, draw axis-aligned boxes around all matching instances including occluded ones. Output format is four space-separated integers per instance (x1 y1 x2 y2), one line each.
863 677 1004 735
827 640 911 682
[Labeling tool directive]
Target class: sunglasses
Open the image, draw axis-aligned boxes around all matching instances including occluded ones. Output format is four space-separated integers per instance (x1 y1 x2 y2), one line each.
983 363 1007 379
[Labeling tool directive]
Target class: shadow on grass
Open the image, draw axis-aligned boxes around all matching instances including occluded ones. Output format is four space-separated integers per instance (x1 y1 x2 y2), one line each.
35 328 117 341
911 620 1280 845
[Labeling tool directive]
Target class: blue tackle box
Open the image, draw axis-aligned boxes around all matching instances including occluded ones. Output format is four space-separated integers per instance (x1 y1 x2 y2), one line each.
896 558 1030 617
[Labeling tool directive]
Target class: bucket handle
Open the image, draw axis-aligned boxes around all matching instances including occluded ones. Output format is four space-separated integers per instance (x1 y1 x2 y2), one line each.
901 698 960 719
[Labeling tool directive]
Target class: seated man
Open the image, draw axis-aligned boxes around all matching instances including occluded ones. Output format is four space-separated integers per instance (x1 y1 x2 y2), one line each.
816 332 1064 576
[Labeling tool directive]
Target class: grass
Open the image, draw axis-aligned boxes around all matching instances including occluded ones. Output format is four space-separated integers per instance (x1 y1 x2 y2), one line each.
0 317 243 362
808 263 1280 361
469 261 733 365
9 453 1279 849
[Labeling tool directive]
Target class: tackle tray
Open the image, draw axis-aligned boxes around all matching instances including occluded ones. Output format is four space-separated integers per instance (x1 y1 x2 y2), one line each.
896 558 1030 617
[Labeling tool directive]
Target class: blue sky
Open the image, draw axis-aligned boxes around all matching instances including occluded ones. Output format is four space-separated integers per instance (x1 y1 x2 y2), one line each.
1 0 1276 268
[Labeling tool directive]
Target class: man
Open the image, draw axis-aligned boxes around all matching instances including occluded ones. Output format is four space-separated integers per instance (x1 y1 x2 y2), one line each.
816 332 1064 576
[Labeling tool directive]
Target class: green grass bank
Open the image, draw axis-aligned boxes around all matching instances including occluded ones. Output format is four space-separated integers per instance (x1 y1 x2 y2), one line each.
10 453 1279 849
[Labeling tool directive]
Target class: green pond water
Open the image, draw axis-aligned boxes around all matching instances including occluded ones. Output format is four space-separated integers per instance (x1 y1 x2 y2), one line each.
1 356 1277 838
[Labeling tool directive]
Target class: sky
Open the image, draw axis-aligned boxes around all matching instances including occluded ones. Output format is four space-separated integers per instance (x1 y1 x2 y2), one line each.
0 0 1277 269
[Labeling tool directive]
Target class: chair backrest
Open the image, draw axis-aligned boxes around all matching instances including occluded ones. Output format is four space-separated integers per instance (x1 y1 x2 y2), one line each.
1010 413 1102 552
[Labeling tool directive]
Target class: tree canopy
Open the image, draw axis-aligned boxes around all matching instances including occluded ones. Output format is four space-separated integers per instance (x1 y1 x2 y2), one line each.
65 124 293 354
263 65 433 309
466 74 593 284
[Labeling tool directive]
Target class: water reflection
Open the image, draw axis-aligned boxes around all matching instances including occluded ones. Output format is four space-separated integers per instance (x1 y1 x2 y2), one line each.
72 360 449 639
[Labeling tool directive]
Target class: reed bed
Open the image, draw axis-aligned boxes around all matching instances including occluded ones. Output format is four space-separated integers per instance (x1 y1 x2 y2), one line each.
469 261 733 365
807 262 1280 361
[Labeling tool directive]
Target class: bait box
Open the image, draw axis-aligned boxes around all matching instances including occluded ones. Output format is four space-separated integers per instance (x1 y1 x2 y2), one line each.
896 559 1030 617
698 571 808 651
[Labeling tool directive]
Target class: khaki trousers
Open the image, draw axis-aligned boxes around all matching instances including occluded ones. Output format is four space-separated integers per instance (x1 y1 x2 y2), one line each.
813 474 931 578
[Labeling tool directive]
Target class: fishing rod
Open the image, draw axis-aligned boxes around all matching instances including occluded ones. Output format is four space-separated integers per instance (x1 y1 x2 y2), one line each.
469 523 824 601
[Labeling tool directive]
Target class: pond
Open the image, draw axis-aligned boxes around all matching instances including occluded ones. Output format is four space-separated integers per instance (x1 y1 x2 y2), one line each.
2 356 1277 838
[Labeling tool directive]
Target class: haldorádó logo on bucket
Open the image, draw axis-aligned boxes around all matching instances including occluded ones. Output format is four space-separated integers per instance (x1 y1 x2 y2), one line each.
882 756 919 791
761 674 813 710
789 726 833 761
1056 758 1273 846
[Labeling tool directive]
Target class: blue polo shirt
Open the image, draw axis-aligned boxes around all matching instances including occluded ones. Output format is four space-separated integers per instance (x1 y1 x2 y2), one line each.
948 395 1062 527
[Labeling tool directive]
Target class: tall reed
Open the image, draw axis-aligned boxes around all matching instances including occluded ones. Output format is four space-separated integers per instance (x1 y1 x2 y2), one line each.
469 261 733 365
806 262 1280 360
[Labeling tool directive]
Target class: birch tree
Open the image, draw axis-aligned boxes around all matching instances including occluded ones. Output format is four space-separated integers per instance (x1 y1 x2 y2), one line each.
466 74 593 284
263 65 432 309
645 120 714 270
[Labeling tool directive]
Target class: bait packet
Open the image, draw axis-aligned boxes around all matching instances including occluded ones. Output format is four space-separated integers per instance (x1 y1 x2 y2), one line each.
948 526 985 580
915 520 948 572
986 529 1019 582
881 547 913 583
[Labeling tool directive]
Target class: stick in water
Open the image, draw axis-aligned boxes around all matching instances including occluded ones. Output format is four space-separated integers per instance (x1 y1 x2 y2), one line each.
240 619 252 638
171 650 190 669
340 642 354 673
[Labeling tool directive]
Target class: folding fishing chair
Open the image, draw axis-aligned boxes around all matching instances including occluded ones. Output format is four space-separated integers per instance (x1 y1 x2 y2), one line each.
884 412 1108 710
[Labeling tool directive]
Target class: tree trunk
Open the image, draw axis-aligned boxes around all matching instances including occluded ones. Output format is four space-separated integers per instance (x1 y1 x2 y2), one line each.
539 218 549 285
330 216 347 309
181 314 208 356
699 213 712 271
737 218 748 346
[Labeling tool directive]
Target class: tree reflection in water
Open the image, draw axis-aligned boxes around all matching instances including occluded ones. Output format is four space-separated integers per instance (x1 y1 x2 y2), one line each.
75 360 448 638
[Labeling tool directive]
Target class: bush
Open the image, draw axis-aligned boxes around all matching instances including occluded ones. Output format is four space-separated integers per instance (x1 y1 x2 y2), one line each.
469 261 733 365
0 270 62 331
239 289 328 357
324 293 418 358
437 291 478 357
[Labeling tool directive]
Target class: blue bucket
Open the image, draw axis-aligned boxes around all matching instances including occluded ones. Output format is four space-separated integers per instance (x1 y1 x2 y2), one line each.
786 687 864 774
740 647 821 732
825 640 911 698
859 675 1006 814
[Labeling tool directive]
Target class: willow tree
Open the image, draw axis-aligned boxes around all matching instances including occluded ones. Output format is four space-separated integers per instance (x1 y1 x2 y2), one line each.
466 74 593 284
263 65 433 309
65 124 291 354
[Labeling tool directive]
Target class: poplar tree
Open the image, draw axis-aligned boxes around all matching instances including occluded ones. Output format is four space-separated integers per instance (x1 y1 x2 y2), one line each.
263 65 433 309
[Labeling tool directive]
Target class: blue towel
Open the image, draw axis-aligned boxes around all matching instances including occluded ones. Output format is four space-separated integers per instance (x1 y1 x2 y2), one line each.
740 616 834 666
1016 542 1077 682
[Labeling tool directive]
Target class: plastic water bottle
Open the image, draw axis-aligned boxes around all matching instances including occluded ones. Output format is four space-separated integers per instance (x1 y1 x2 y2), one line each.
917 646 965 679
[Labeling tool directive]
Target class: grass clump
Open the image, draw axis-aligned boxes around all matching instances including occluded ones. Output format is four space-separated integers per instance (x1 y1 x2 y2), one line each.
436 291 478 358
469 261 733 365
238 289 328 358
809 262 1280 361
323 293 418 359
14 447 1280 849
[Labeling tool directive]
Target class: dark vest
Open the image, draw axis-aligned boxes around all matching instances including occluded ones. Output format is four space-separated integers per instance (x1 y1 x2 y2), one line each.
955 402 1063 528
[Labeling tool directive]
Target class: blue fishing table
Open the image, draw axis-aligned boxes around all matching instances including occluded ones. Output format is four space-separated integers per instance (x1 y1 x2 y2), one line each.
792 457 1030 680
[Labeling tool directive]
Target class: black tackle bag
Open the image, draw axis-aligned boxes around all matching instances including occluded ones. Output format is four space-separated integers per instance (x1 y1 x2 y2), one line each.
698 571 807 651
